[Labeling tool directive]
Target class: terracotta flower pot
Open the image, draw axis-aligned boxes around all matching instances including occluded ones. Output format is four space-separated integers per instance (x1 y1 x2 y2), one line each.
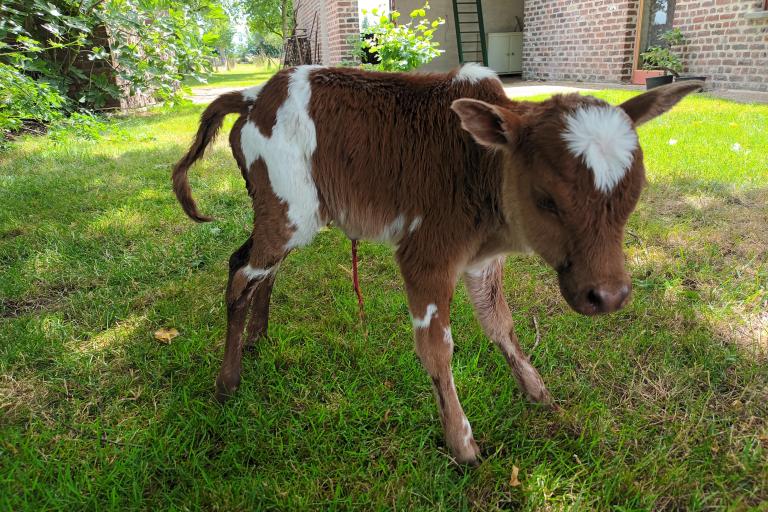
631 69 664 86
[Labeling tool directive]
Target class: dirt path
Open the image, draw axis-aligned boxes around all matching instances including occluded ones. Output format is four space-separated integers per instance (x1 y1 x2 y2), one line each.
188 86 253 104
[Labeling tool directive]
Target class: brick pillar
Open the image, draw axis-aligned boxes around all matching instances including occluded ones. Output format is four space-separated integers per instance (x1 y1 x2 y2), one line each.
327 0 361 65
295 0 360 65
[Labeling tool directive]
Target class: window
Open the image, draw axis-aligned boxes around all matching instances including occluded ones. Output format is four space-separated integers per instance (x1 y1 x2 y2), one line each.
639 0 676 53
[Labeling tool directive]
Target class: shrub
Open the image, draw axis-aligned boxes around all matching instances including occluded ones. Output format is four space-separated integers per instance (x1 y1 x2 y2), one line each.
358 3 445 72
0 63 67 136
641 28 686 77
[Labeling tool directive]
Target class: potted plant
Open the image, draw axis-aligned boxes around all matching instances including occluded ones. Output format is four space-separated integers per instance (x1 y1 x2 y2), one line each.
640 29 684 89
640 29 707 89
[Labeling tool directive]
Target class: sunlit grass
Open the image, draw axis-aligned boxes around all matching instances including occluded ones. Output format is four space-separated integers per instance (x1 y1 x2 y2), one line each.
0 91 766 510
185 62 281 90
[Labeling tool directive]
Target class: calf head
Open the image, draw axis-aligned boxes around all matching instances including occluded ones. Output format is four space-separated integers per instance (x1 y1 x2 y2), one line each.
453 81 702 316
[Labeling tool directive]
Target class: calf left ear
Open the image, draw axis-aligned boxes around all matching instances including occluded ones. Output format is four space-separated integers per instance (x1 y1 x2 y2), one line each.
451 99 522 148
619 80 704 126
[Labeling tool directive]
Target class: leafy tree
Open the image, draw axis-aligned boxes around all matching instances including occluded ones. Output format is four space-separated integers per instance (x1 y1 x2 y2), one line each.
241 0 293 39
0 0 229 109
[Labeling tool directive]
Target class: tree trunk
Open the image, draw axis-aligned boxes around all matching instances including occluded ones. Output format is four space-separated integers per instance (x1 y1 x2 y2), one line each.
281 0 290 38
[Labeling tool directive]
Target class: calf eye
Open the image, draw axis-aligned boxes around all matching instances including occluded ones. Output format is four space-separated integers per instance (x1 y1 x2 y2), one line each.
536 197 559 215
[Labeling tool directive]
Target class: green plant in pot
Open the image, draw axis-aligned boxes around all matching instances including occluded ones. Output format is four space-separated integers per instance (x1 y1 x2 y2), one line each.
640 28 685 89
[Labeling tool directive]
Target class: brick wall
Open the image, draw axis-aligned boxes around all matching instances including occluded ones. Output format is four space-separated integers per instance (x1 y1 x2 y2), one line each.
295 0 360 65
675 0 768 92
523 0 768 91
523 0 637 82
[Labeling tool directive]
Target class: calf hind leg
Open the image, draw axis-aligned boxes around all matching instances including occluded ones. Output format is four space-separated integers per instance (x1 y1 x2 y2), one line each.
215 236 285 403
464 257 552 405
243 271 276 349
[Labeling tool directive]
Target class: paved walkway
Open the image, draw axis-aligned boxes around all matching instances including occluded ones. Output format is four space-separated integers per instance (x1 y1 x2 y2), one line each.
188 80 768 104
188 86 250 104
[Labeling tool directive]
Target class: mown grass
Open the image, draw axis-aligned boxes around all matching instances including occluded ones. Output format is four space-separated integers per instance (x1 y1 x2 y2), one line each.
185 62 281 90
0 89 767 510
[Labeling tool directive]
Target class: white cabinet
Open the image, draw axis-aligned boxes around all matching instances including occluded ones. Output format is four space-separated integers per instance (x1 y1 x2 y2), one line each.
487 32 523 74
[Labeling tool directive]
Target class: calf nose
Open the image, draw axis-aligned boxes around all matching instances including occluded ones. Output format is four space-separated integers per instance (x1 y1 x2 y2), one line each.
586 284 630 313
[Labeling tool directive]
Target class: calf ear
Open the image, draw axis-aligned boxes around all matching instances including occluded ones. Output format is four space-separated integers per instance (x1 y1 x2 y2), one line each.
619 81 704 126
451 99 521 148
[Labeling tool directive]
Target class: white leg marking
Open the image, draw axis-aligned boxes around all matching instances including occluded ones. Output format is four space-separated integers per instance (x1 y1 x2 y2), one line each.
240 65 325 250
241 264 274 281
462 417 473 448
411 303 438 329
443 326 453 349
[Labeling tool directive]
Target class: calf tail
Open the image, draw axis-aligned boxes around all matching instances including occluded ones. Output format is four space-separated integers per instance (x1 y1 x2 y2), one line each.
172 91 253 222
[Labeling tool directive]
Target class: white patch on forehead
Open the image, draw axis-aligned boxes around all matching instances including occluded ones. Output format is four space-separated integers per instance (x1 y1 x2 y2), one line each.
412 303 438 329
241 65 324 249
241 85 262 101
561 106 638 194
453 63 501 84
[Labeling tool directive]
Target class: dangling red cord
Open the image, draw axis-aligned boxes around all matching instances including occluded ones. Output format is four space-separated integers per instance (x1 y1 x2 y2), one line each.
351 239 365 322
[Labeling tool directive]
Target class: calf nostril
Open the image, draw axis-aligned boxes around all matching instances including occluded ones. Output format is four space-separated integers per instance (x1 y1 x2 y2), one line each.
586 289 602 308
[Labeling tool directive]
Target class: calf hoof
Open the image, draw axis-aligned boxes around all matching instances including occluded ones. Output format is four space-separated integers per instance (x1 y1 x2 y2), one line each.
526 386 554 406
451 438 481 467
214 375 239 403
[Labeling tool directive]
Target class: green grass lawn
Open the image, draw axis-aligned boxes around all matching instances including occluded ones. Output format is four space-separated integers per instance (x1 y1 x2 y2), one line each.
185 62 281 90
1 89 767 510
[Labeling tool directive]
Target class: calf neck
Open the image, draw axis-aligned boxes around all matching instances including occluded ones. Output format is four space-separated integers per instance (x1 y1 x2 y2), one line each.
173 65 702 465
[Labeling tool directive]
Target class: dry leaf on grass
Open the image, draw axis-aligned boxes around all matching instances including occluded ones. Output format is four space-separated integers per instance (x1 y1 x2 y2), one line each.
154 328 179 344
509 465 521 487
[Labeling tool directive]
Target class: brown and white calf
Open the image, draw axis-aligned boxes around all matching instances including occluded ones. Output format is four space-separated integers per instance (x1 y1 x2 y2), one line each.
173 64 701 465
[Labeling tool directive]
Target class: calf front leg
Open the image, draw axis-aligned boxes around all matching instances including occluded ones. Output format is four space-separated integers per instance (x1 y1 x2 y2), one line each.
464 257 552 405
402 272 480 465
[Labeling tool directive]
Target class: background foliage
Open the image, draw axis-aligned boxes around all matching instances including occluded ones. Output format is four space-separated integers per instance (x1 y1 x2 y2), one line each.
0 0 241 138
358 3 445 72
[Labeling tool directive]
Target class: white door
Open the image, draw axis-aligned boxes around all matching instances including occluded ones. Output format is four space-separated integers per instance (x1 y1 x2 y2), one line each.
509 33 523 73
487 33 511 73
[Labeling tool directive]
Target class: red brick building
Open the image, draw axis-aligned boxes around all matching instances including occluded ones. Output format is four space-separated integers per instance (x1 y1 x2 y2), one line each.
296 0 360 65
298 0 768 92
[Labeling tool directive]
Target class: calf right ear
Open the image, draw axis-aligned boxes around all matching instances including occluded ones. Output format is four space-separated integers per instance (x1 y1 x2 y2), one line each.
619 80 704 126
451 99 522 148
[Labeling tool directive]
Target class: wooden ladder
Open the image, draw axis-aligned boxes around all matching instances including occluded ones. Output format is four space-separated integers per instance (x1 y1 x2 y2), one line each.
451 0 488 66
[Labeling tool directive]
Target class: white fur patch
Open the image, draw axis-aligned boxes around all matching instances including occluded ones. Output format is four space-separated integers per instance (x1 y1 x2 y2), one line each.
408 216 422 234
241 65 324 249
241 264 273 281
374 214 406 244
561 106 638 194
412 303 438 329
241 85 262 101
453 63 501 84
